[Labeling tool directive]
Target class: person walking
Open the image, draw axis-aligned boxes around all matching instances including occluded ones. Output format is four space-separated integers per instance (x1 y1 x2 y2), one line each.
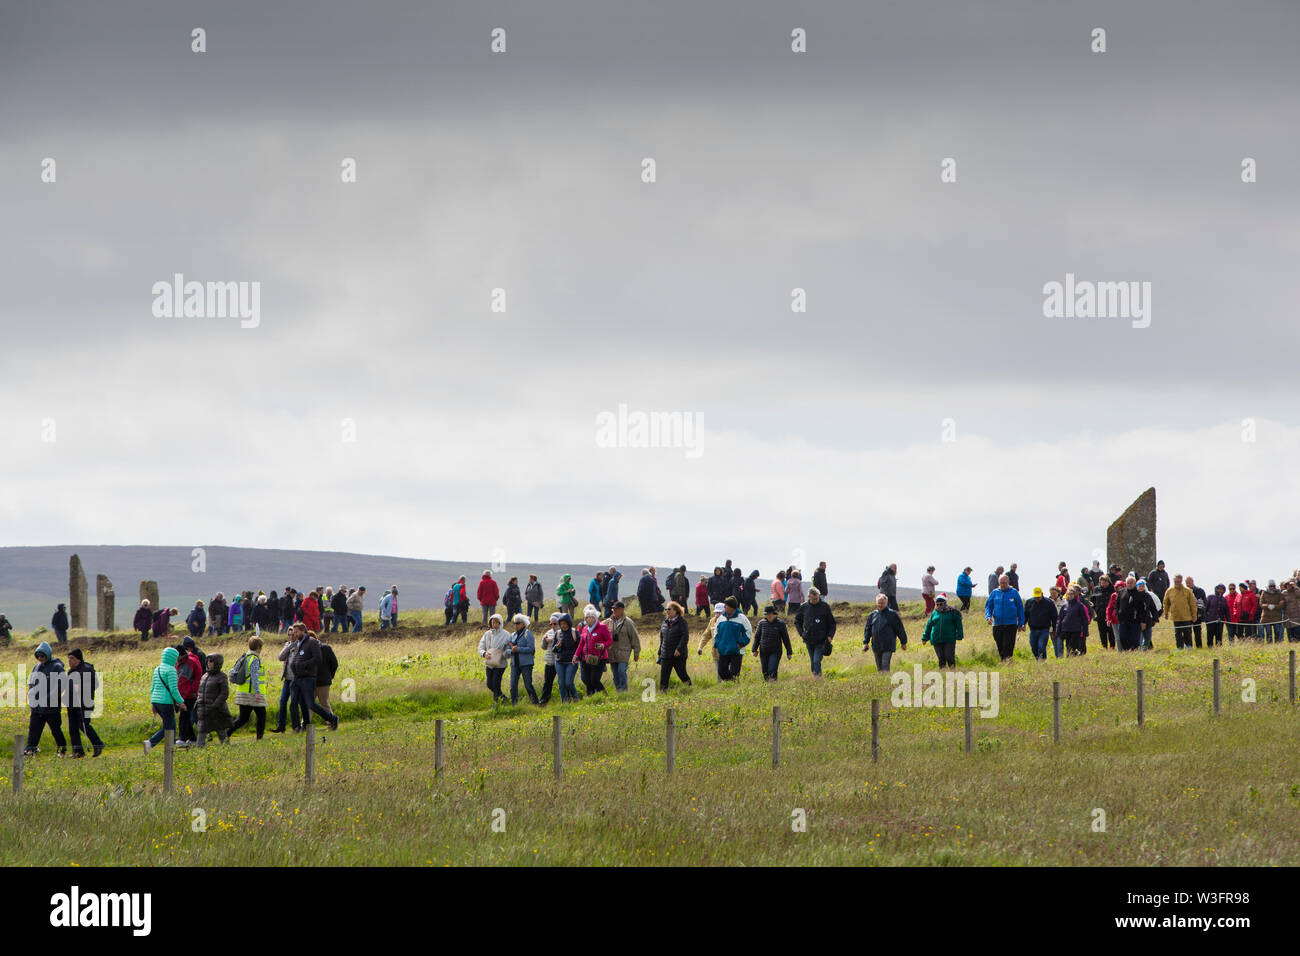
525 574 544 622
478 571 501 625
741 570 760 617
812 562 829 598
752 604 793 681
51 603 69 644
695 576 710 617
478 613 512 704
712 598 751 681
271 631 301 733
1057 585 1092 656
604 567 623 617
605 601 641 692
552 613 581 703
134 599 154 643
315 636 339 713
502 577 523 620
793 587 836 677
1006 563 1021 592
770 571 786 614
25 642 67 756
989 566 1006 596
1114 576 1151 651
657 602 692 691
984 574 1025 661
195 654 233 747
1024 586 1059 660
1185 576 1207 648
329 587 348 633
877 564 899 612
921 594 964 668
1135 580 1160 648
507 613 539 705
289 627 339 731
347 586 365 632
862 593 907 672
669 566 690 608
574 605 611 696
956 567 974 612
921 567 939 615
175 639 204 745
229 635 270 740
64 648 103 758
556 574 578 619
208 592 228 637
785 571 806 620
538 612 561 704
143 646 186 753
1092 575 1116 650
1162 574 1198 650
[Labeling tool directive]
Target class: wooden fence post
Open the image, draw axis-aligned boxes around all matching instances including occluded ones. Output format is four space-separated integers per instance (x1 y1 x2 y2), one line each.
963 696 973 753
1290 651 1296 706
871 698 879 763
552 715 562 780
12 734 23 795
163 729 174 793
666 708 676 775
1136 670 1145 728
434 718 445 778
1212 659 1221 716
771 706 781 769
1052 681 1061 743
304 725 316 787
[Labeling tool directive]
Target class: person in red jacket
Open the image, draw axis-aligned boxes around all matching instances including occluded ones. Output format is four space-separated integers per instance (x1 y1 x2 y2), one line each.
477 571 500 625
1237 583 1259 640
300 593 321 632
573 605 611 696
175 643 204 744
694 577 710 617
1225 583 1241 641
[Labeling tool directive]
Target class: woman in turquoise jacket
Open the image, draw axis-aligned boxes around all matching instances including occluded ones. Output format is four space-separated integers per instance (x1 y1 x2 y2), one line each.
955 568 975 612
144 646 187 753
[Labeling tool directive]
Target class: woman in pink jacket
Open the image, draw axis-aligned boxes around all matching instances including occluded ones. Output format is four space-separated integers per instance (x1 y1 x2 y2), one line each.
770 571 786 613
574 605 611 696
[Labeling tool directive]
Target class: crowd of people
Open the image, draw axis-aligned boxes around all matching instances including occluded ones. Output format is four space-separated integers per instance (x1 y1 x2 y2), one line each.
13 558 1300 753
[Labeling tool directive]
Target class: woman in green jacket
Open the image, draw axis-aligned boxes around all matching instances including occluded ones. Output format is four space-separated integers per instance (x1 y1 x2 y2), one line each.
144 646 187 753
921 593 964 668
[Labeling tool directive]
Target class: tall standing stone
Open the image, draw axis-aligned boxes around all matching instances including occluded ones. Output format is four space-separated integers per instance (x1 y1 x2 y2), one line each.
96 575 116 632
68 554 88 630
139 579 160 611
1107 487 1157 578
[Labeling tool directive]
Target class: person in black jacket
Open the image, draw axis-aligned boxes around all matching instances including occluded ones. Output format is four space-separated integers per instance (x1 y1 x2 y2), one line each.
315 637 340 718
251 595 276 632
1024 587 1059 659
877 565 899 611
331 586 349 632
752 605 793 681
707 568 727 605
289 627 338 731
25 642 67 756
812 562 829 598
741 570 760 617
1147 561 1171 603
0 612 12 646
657 602 692 691
65 648 103 757
862 594 907 671
51 604 69 644
1114 578 1153 651
794 589 836 677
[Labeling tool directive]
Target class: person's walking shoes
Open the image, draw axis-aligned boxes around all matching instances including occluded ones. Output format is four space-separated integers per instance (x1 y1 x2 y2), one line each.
92 744 104 758
71 750 85 759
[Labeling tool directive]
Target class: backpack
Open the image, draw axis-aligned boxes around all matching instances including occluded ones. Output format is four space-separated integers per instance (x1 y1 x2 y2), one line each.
444 588 454 609
228 653 251 686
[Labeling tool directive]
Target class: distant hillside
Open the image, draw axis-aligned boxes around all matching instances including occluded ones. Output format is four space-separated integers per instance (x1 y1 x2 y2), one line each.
0 546 919 631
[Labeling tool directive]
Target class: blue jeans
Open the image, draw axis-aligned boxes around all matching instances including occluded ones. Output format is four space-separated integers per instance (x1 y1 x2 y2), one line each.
1050 631 1065 658
350 610 362 632
379 617 390 630
610 660 629 691
148 703 176 748
276 678 300 730
1029 628 1050 659
510 662 538 704
760 650 782 680
1263 622 1285 643
293 677 335 726
1141 626 1153 649
331 615 343 633
556 662 579 702
805 640 825 675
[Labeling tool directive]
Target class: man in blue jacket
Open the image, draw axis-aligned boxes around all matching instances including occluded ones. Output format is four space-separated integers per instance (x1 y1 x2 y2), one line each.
984 573 1025 661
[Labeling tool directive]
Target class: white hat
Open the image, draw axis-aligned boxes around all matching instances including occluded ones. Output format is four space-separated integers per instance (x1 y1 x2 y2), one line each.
713 603 726 614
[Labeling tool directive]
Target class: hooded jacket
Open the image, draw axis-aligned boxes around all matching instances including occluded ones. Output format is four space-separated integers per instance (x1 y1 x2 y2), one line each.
301 596 321 631
227 596 244 628
604 571 622 604
556 575 577 607
51 607 69 631
743 570 760 600
195 655 232 733
478 574 500 606
1057 597 1092 634
553 617 579 663
176 649 204 700
502 581 522 614
785 577 806 605
478 624 512 668
575 620 612 662
812 567 828 597
1204 591 1231 624
922 606 964 645
134 605 154 632
28 642 65 714
150 647 185 707
696 580 710 607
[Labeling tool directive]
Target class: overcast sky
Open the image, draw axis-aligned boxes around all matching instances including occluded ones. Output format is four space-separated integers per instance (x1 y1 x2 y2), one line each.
2 0 1297 593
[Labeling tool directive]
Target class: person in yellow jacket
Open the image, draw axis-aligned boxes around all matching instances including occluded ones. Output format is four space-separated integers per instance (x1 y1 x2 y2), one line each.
229 635 273 739
1163 574 1198 650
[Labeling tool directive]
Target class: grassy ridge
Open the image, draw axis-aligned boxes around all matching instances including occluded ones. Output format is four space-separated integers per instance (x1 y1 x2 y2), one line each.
1 603 1297 866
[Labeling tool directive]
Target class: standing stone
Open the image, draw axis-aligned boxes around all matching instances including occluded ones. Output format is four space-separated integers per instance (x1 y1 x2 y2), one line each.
68 554 88 630
1107 487 1157 579
139 579 160 612
96 575 116 632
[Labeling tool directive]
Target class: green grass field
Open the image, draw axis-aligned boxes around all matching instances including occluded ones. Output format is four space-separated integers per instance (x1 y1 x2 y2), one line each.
2 602 1297 866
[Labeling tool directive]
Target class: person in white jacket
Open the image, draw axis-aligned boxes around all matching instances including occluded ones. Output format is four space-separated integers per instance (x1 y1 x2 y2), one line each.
477 614 512 704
